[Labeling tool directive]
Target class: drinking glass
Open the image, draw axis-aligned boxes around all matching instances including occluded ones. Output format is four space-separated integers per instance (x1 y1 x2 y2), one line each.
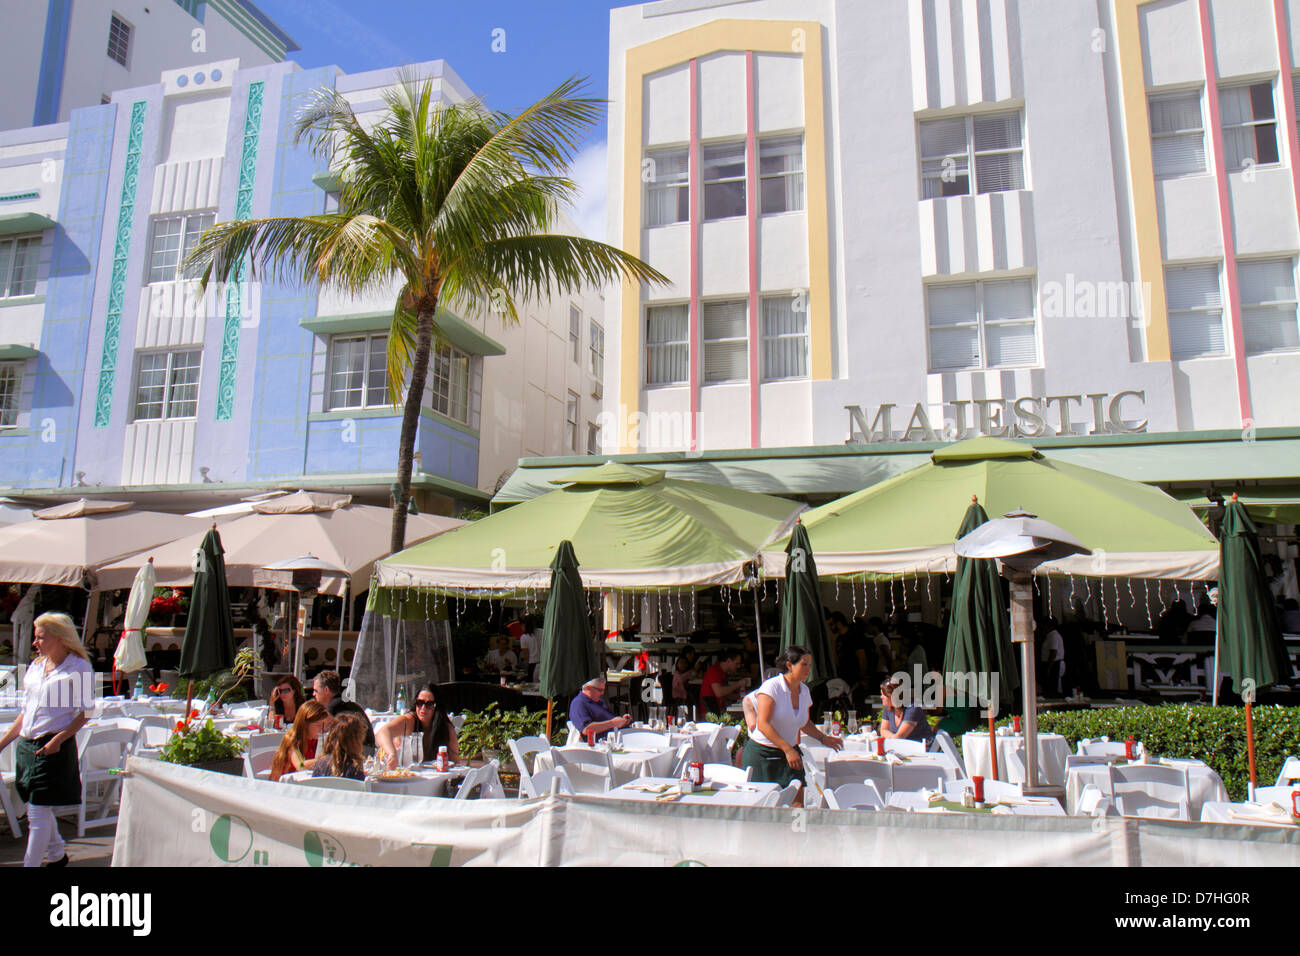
409 735 423 766
677 706 689 726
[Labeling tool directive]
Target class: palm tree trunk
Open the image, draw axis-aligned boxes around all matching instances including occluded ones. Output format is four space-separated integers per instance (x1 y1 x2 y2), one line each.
390 306 436 554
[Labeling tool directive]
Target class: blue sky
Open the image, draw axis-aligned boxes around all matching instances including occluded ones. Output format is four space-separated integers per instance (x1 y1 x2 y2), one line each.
255 0 642 239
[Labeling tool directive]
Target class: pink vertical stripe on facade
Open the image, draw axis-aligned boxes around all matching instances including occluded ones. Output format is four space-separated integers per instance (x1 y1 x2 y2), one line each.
745 51 760 448
1197 0 1253 424
688 57 700 451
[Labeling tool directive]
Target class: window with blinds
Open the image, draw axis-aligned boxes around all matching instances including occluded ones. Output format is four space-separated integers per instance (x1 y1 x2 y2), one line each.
327 333 389 411
589 323 605 378
1165 263 1225 358
646 304 689 386
702 300 748 383
107 14 131 67
566 391 579 451
0 235 41 298
0 362 22 428
973 112 1025 193
646 147 689 227
1239 257 1299 354
148 212 216 284
760 295 808 380
760 135 804 214
920 118 970 198
919 111 1023 198
703 142 746 220
1220 82 1278 171
430 344 471 423
569 305 581 364
1150 91 1206 177
926 278 1037 371
133 350 201 420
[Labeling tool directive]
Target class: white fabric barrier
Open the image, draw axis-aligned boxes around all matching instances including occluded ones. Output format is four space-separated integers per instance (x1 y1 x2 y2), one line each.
112 758 1300 867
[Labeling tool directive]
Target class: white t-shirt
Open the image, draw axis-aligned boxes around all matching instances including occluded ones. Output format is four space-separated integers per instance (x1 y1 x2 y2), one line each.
1040 630 1065 664
748 674 811 749
22 654 94 738
520 631 542 664
486 649 518 672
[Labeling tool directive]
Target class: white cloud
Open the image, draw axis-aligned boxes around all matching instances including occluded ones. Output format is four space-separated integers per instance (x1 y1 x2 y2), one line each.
564 139 608 243
277 0 415 70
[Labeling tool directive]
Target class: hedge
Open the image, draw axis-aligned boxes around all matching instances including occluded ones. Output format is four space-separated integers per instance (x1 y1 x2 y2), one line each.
1031 705 1300 802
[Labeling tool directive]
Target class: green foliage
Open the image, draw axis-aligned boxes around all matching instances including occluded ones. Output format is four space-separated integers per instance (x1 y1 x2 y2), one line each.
158 718 246 766
1034 705 1300 802
168 666 254 704
456 703 549 767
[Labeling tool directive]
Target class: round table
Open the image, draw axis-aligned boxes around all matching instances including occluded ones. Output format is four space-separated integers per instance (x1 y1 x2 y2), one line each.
534 745 678 787
962 731 1070 786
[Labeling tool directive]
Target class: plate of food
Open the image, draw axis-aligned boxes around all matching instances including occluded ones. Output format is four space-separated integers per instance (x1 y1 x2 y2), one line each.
372 767 421 782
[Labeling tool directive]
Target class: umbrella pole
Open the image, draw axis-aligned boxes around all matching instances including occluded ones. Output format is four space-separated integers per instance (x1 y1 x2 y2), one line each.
1245 699 1257 801
752 587 765 678
546 699 553 743
1009 571 1041 792
184 680 194 727
1211 615 1221 707
988 710 999 781
335 582 347 674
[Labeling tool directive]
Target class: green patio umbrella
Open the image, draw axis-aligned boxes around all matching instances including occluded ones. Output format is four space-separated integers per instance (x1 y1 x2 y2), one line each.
778 521 834 684
538 540 601 737
942 497 1021 778
179 528 237 719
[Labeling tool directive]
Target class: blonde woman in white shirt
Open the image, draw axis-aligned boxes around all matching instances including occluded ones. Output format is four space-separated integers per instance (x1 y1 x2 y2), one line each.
0 612 94 867
741 646 842 800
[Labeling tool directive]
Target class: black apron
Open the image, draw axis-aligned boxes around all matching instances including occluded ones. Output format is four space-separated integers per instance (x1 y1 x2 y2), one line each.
15 732 82 806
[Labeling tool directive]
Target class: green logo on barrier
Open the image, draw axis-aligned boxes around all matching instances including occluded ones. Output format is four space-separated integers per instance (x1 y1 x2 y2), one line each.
304 830 348 867
672 859 707 867
210 814 253 863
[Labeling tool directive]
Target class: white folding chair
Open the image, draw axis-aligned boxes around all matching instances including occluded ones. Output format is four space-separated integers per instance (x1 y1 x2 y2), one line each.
825 757 893 794
931 729 967 779
287 776 367 792
1079 739 1140 758
826 781 884 810
455 759 505 800
801 747 827 809
891 762 946 793
702 763 751 785
245 749 276 779
764 780 802 807
0 767 22 838
565 721 583 746
508 735 551 798
619 731 671 750
550 748 614 794
1254 785 1297 808
1275 756 1300 787
1065 754 1114 773
670 741 700 777
1108 764 1191 820
1075 783 1115 816
882 737 927 757
76 726 136 837
715 726 741 761
1003 745 1028 784
530 768 575 796
886 791 931 810
132 714 176 751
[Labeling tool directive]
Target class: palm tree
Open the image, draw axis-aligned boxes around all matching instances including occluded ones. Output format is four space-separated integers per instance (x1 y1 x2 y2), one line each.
189 73 666 552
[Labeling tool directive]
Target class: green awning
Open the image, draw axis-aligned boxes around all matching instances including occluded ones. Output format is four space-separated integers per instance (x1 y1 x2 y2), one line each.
1171 485 1300 526
0 345 38 360
311 170 343 192
300 308 505 356
0 212 56 236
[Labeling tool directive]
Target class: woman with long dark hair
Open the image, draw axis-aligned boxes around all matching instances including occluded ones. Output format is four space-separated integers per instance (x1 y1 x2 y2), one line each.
269 699 329 781
313 712 368 781
741 646 842 800
374 684 458 769
268 674 304 728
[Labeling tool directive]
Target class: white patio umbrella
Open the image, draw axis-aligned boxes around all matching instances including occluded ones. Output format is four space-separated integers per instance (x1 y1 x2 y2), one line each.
112 558 155 686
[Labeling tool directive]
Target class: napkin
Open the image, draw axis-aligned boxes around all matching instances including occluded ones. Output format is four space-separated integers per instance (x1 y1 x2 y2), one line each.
991 805 1014 815
1227 803 1294 825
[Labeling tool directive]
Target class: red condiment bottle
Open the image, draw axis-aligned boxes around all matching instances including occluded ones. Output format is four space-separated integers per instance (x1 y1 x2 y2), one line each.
876 736 885 757
1013 715 1021 733
1125 736 1136 760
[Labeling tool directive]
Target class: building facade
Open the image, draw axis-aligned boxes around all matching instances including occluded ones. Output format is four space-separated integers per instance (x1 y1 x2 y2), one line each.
0 54 605 512
603 0 1300 453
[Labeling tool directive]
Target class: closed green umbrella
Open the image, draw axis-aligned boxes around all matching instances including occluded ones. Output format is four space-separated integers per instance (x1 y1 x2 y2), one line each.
538 541 601 736
942 497 1020 778
179 528 237 718
779 521 833 684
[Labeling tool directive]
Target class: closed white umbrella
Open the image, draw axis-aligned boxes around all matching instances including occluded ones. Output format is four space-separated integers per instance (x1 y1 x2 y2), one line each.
113 558 154 681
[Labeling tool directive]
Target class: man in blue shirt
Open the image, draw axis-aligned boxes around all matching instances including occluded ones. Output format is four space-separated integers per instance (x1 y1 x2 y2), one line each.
568 677 632 741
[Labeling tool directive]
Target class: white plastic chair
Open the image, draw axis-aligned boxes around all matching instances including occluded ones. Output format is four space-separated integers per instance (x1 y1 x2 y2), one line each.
800 745 827 809
455 759 505 800
1003 745 1028 784
1075 783 1115 816
891 762 946 793
1079 739 1141 758
550 748 614 794
0 767 22 838
565 721 583 746
764 780 802 807
1108 764 1191 820
1065 754 1113 773
1275 756 1300 787
826 781 885 810
1254 784 1297 808
508 735 551 798
530 767 575 796
882 737 927 757
702 763 751 785
619 731 671 750
132 714 176 751
670 741 700 777
244 749 276 779
76 726 136 836
931 729 967 779
714 725 741 761
287 775 366 792
825 757 893 794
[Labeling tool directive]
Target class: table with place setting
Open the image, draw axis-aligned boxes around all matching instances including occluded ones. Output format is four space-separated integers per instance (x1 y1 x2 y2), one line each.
962 729 1071 787
282 763 469 797
597 775 779 807
1063 756 1228 819
533 742 678 786
1199 800 1299 829
803 739 965 785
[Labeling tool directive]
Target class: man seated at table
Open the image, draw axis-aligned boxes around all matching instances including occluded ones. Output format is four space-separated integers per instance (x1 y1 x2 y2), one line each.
485 636 519 674
569 677 632 742
699 651 749 715
312 670 375 752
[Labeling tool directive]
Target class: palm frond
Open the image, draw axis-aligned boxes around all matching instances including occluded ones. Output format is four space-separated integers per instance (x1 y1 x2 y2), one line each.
451 233 670 303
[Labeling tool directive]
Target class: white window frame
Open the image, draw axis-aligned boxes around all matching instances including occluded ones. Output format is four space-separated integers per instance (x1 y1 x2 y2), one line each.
919 110 1025 199
131 349 201 422
586 421 600 455
569 305 581 364
0 234 42 299
1219 80 1279 172
925 278 1039 372
326 332 390 411
147 212 216 284
107 13 131 68
1149 89 1207 179
645 146 689 227
1165 262 1227 359
1238 256 1299 355
645 303 689 387
702 141 747 221
589 322 604 379
759 293 809 381
759 134 805 215
702 298 749 384
0 361 23 428
566 391 579 452
429 343 472 424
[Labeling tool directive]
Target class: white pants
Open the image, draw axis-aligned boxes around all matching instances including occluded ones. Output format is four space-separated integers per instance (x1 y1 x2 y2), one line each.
24 804 66 868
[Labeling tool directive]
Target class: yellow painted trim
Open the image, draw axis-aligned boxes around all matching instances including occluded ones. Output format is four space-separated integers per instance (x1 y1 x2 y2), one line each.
1113 0 1171 362
618 19 832 450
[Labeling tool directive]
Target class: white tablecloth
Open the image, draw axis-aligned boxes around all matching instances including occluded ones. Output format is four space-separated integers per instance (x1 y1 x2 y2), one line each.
598 776 778 807
534 746 677 787
1064 758 1228 819
962 731 1070 786
283 765 467 797
804 746 964 785
1200 801 1298 828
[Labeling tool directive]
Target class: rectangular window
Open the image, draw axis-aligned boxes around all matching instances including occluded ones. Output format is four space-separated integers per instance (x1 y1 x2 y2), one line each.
702 299 748 383
132 350 200 421
587 421 600 455
646 304 689 386
926 278 1037 371
1220 82 1278 171
703 142 746 220
759 135 804 214
589 322 604 379
566 391 579 451
919 111 1023 199
1150 91 1206 177
569 306 581 364
148 212 215 284
1165 263 1225 358
0 363 22 428
107 14 131 67
0 235 41 298
645 147 689 227
327 333 388 411
760 295 808 380
430 344 470 423
1239 257 1299 354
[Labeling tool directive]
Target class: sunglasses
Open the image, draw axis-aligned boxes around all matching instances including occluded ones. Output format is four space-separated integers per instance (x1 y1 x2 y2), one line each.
415 699 436 708
277 687 294 695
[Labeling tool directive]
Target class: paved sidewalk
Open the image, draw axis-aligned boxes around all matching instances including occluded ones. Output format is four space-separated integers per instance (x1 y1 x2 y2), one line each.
0 819 115 867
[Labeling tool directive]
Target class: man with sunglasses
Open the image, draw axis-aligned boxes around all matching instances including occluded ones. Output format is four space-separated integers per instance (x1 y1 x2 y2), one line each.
313 670 375 752
568 677 632 742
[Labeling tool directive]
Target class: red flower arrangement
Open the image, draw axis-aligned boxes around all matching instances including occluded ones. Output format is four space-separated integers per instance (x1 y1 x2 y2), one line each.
148 588 189 622
148 682 169 695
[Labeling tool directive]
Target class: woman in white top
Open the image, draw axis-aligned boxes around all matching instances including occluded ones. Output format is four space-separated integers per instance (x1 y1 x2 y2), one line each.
742 646 842 799
0 612 94 867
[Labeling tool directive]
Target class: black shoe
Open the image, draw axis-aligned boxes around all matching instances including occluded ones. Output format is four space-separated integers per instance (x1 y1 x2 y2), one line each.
44 854 69 868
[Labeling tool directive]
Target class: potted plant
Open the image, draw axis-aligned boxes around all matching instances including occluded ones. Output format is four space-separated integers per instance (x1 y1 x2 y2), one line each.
158 718 247 776
457 704 550 791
